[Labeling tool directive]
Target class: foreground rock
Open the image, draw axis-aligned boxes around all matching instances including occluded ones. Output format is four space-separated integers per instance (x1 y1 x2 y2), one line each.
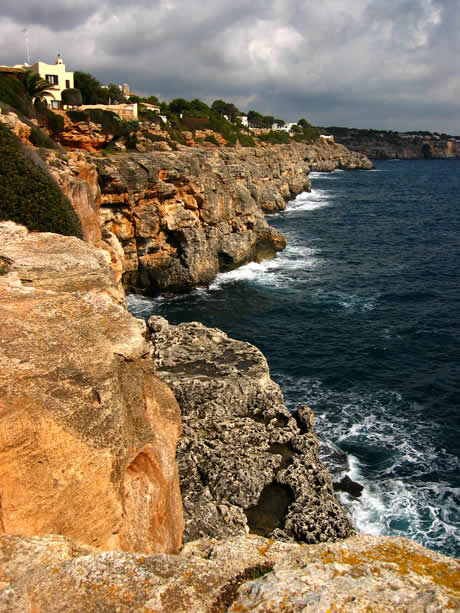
1 533 458 611
0 222 183 553
148 316 354 544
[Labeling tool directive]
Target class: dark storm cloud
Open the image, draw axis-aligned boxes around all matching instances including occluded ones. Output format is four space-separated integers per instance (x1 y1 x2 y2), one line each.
1 1 97 30
0 0 458 133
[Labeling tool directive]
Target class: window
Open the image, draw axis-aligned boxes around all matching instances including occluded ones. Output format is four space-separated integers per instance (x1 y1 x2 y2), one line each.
65 79 70 89
51 100 59 109
46 74 58 85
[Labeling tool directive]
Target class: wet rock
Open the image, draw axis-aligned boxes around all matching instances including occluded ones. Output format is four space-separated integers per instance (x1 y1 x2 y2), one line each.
148 316 355 544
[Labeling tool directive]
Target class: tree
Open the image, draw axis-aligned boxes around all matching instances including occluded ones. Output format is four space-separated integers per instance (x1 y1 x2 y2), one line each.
103 83 125 105
169 98 190 115
18 70 57 104
74 71 105 104
211 99 239 120
61 88 83 107
189 98 209 114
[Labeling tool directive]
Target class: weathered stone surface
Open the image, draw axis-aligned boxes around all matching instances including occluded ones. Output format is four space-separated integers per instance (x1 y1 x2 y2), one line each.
0 533 458 612
0 222 183 554
148 316 354 544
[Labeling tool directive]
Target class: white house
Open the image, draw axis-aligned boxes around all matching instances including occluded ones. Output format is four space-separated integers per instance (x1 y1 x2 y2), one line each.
238 115 249 127
272 122 297 132
29 54 74 109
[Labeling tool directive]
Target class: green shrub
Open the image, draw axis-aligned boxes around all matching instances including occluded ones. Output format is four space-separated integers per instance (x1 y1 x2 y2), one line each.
0 74 33 117
67 109 89 123
259 130 290 145
204 134 219 145
47 111 64 134
61 88 83 107
0 124 82 238
125 132 138 150
29 125 60 149
138 108 163 123
238 132 256 147
86 108 120 133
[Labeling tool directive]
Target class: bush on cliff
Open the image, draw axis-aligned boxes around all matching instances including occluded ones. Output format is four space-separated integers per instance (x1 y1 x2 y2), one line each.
259 130 290 145
0 74 33 117
66 109 90 123
0 124 83 238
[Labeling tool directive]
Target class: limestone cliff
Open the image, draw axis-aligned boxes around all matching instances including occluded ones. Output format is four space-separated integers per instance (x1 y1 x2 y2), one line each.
327 128 460 159
94 142 372 294
0 221 183 554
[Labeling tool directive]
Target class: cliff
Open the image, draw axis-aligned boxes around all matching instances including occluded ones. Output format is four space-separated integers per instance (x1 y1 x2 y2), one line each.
326 128 460 160
0 221 183 554
42 140 372 295
0 223 458 610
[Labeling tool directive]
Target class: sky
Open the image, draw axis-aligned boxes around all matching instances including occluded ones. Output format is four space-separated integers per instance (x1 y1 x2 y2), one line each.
0 0 458 134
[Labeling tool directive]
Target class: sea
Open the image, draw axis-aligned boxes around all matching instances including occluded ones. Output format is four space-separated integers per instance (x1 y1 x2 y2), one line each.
127 159 460 558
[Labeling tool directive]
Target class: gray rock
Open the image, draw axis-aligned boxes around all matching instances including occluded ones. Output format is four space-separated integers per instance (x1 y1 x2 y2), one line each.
148 316 355 544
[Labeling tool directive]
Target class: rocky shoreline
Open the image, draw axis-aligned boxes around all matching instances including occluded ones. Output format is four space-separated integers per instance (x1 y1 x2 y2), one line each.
148 316 355 544
1 126 459 610
41 138 373 295
1 221 459 610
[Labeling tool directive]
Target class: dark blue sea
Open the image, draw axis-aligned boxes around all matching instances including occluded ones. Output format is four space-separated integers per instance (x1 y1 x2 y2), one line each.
128 159 460 558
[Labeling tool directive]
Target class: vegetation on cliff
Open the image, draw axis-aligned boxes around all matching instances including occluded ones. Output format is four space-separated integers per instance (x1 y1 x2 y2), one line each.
0 124 82 237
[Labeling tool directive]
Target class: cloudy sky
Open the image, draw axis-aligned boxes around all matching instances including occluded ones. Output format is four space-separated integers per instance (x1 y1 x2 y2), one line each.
1 0 458 133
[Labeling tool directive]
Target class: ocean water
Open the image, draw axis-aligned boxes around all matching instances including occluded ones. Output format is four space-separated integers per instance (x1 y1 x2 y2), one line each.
128 159 460 558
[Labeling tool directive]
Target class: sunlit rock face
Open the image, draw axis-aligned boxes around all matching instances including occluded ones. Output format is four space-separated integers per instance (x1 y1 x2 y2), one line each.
0 221 183 554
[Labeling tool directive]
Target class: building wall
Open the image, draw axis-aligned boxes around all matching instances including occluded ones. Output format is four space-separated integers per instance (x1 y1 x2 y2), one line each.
30 60 74 109
80 103 138 121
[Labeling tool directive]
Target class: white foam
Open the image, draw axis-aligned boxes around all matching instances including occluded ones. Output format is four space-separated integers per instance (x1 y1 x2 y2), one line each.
277 375 460 555
283 189 333 214
209 244 323 290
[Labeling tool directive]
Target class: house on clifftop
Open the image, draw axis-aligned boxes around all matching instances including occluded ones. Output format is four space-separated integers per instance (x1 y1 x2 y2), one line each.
29 54 74 110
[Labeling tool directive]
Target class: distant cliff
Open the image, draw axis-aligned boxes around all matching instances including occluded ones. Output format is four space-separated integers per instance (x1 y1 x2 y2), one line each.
43 139 372 295
324 127 460 160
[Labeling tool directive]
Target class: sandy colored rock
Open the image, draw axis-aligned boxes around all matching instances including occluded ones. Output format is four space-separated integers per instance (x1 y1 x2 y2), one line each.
0 533 458 612
0 222 183 554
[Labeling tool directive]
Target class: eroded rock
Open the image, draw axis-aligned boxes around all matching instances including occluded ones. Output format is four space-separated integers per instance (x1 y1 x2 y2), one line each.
148 316 354 544
0 222 183 554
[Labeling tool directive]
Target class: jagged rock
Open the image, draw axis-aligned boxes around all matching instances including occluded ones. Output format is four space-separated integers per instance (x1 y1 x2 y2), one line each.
148 316 354 544
0 222 183 554
0 533 458 611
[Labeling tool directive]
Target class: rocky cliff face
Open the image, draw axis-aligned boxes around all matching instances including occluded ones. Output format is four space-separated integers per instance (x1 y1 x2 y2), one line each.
91 141 372 294
148 316 355 545
1 533 458 611
330 131 460 159
0 221 183 554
